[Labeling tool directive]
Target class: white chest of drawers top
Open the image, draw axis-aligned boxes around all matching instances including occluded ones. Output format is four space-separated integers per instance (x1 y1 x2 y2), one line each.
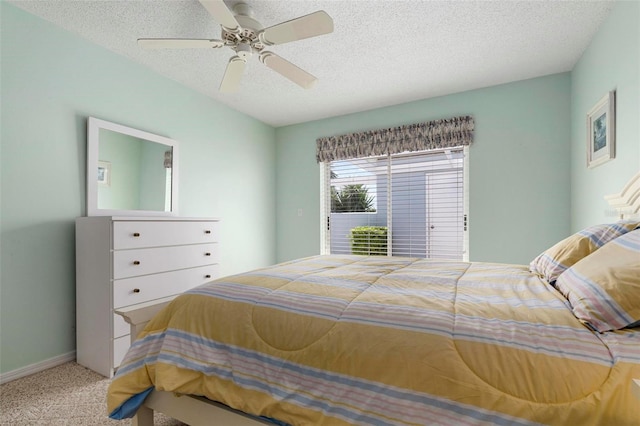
75 216 220 377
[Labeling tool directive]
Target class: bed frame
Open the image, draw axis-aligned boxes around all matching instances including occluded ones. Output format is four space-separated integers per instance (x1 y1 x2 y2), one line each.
116 299 271 426
604 171 640 219
115 171 640 426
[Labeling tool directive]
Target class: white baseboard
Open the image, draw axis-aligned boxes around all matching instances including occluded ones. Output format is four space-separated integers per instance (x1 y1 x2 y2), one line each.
0 351 76 384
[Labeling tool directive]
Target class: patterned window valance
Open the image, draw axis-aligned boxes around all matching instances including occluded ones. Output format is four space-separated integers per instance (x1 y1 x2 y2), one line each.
316 115 474 163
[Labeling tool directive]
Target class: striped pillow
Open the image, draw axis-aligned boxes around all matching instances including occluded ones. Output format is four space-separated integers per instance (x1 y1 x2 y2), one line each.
555 229 640 332
529 221 639 284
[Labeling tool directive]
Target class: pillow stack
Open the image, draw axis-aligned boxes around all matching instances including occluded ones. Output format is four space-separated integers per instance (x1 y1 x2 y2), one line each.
529 221 639 284
530 221 640 332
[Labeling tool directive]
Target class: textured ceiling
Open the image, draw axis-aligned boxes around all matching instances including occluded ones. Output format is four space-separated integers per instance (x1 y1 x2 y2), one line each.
10 0 615 127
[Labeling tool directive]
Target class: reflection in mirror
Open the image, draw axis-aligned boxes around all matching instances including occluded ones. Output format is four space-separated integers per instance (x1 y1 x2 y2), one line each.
97 129 172 211
87 117 179 216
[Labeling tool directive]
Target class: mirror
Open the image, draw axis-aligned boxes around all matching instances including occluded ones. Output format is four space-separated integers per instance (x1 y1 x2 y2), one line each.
87 117 179 216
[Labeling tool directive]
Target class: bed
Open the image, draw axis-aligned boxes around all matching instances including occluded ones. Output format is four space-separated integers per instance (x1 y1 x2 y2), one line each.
107 173 640 425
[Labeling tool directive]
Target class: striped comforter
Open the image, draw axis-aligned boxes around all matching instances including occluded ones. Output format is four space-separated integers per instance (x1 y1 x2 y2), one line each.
107 255 640 425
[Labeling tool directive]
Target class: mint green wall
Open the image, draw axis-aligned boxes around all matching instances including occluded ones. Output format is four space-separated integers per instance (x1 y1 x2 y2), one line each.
275 74 572 265
0 4 276 375
570 1 640 230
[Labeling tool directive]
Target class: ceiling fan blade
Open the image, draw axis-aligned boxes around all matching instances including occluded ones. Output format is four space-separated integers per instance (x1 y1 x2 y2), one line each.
198 0 240 31
259 52 317 89
138 38 225 49
260 11 333 46
219 56 246 93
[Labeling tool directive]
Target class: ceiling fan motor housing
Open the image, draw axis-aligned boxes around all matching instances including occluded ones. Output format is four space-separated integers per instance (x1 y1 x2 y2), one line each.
222 3 264 57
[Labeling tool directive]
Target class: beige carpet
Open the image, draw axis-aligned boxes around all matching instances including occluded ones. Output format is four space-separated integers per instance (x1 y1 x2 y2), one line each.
0 361 185 425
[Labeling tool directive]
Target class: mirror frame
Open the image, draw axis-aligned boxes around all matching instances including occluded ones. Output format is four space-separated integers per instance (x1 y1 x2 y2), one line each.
87 117 179 216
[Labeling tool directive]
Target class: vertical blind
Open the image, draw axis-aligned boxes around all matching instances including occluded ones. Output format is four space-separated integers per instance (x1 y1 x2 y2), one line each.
324 148 465 260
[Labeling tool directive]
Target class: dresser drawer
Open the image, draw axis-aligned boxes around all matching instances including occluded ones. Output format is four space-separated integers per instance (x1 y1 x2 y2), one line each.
113 243 219 279
113 220 219 249
113 264 220 308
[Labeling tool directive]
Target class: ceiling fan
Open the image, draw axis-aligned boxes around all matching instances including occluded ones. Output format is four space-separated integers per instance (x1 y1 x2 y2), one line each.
138 0 334 93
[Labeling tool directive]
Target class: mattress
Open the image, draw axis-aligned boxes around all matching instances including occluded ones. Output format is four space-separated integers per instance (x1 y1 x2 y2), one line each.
107 255 640 425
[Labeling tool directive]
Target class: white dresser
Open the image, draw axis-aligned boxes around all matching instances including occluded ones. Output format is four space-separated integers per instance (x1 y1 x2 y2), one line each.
75 216 220 377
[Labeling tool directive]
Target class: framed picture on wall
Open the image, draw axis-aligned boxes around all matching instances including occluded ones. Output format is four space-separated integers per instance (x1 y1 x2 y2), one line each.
97 161 111 187
586 90 615 168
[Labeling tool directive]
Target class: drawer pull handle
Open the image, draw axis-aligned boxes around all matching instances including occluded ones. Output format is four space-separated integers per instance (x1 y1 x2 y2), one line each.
133 232 140 237
205 230 211 234
133 260 141 265
205 252 211 256
133 288 140 293
205 274 211 279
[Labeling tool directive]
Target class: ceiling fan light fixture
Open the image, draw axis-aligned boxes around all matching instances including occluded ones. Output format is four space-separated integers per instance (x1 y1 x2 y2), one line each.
235 42 253 60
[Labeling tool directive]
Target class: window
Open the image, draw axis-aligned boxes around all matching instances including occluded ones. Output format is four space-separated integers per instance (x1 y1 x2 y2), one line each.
321 148 468 260
326 157 383 255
